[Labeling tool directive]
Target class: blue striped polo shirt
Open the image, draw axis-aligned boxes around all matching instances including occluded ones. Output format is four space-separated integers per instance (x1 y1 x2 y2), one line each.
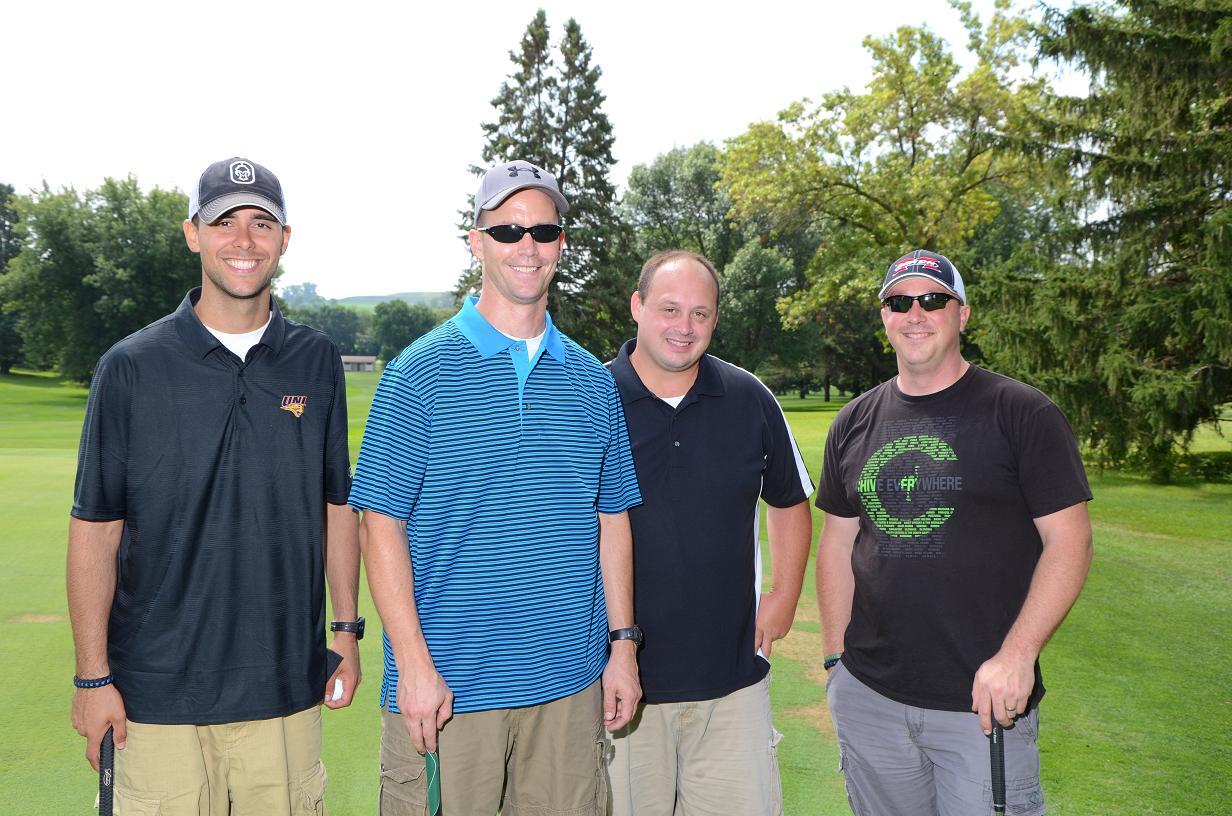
348 298 642 713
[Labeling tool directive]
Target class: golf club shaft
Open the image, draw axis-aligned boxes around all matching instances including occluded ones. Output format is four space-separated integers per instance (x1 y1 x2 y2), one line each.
990 722 1006 815
99 726 115 816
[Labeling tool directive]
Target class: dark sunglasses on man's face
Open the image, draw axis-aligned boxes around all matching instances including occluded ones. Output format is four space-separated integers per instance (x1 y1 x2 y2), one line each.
477 224 564 244
882 292 959 313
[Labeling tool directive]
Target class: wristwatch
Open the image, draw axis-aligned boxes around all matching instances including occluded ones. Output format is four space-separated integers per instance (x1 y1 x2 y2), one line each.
608 625 644 647
330 617 365 640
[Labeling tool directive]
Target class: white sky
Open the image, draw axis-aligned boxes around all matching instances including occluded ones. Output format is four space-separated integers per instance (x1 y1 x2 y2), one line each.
4 0 1069 299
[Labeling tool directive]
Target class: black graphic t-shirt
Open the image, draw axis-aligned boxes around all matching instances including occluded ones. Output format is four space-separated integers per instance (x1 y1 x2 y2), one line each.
816 365 1091 711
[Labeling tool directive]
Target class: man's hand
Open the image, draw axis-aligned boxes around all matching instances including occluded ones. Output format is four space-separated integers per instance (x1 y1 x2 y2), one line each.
755 589 798 658
971 648 1035 734
396 665 454 754
72 684 126 771
323 636 362 709
602 641 641 730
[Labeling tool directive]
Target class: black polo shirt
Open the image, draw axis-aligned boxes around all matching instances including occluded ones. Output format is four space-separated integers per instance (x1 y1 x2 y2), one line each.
72 288 351 724
609 340 813 703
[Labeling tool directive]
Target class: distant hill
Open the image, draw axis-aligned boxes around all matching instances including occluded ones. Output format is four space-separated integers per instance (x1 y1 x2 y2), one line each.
335 292 455 311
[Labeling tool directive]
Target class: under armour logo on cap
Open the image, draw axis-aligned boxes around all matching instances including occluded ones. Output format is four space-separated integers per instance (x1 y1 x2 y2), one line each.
506 164 542 179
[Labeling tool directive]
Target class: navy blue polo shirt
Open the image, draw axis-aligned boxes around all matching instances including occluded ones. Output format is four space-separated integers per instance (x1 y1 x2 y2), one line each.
72 288 351 724
609 340 814 703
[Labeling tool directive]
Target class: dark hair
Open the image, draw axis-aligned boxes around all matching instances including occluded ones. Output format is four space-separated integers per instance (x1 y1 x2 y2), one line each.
637 250 720 302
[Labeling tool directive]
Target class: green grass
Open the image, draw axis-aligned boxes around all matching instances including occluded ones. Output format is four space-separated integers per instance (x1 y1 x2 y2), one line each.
1 376 1228 814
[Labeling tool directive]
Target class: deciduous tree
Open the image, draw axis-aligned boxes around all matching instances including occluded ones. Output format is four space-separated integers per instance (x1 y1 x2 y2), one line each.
721 1 1042 395
0 177 198 381
0 183 23 373
372 299 439 362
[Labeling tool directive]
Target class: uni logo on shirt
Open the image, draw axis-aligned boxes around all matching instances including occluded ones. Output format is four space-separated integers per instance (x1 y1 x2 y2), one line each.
280 395 307 418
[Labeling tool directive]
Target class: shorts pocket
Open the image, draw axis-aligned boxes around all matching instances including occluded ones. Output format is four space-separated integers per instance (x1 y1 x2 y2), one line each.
379 758 428 816
292 760 327 816
768 728 785 815
595 739 609 816
1014 708 1039 740
115 790 164 816
825 661 844 692
983 776 1046 816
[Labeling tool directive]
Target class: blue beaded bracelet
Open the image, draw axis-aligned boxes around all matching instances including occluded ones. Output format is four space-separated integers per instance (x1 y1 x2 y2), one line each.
73 674 114 689
823 653 843 671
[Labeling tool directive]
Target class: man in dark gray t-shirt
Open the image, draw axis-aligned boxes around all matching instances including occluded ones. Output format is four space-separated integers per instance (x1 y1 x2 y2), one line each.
815 250 1093 816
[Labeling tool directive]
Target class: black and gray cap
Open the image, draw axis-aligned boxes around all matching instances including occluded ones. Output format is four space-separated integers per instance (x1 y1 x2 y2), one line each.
189 157 287 226
474 161 570 222
878 249 967 303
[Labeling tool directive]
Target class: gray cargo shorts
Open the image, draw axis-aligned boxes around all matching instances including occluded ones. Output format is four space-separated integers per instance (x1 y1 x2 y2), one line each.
826 662 1045 816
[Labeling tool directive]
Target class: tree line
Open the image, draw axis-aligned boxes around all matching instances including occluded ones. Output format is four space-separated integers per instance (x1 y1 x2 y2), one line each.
2 0 1228 481
279 283 446 362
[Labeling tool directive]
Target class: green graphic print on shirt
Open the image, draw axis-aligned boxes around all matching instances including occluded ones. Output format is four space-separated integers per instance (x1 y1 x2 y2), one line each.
855 417 964 557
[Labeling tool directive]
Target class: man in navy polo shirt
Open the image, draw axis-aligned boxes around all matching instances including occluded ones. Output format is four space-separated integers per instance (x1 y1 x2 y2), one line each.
68 157 361 815
349 160 642 815
607 249 814 815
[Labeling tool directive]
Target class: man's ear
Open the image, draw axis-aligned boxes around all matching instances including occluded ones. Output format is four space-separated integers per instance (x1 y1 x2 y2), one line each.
182 219 200 253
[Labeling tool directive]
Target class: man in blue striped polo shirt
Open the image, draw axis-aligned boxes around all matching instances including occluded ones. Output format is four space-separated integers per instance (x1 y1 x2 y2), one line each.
349 160 643 815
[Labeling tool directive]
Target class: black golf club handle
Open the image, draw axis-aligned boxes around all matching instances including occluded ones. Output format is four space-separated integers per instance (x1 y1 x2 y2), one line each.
990 722 1006 815
99 726 115 816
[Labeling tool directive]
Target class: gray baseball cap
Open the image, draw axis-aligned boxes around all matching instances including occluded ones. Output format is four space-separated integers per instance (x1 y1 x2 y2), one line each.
189 157 287 226
473 160 570 222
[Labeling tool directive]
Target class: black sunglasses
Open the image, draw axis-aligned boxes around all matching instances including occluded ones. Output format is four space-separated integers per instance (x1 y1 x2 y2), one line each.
882 292 959 313
477 224 564 244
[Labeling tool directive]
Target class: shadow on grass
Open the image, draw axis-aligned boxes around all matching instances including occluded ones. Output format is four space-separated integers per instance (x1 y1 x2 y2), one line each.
1 370 78 387
777 397 851 415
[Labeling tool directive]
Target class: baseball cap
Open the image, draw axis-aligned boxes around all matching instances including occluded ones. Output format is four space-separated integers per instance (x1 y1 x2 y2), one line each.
189 157 287 226
878 250 966 303
473 160 570 222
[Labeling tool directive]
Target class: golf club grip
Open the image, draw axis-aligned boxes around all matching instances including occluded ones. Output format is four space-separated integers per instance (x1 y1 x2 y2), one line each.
99 726 115 816
990 723 1006 815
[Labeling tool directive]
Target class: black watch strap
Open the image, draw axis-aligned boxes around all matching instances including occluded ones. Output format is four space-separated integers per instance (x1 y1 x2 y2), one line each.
608 625 643 647
330 617 365 640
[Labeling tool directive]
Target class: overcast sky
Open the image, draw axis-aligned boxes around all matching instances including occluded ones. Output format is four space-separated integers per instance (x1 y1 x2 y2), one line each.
4 1 1072 299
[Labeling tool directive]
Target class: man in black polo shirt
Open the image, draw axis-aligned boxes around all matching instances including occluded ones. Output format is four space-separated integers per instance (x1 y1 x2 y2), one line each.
67 157 362 815
607 249 813 815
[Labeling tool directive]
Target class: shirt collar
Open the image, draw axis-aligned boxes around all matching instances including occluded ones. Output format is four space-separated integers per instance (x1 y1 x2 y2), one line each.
452 297 566 363
610 338 726 404
172 287 287 359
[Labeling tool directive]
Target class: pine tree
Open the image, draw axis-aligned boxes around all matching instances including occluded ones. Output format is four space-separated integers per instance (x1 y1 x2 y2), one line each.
459 11 635 359
980 0 1232 480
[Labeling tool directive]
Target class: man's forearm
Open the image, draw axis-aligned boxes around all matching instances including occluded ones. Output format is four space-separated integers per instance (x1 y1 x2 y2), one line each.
66 517 124 677
325 502 360 621
598 511 634 630
765 500 813 601
360 509 434 670
817 514 859 656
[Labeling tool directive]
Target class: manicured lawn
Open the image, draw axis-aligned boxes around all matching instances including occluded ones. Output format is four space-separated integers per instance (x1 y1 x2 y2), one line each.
1 373 1227 814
